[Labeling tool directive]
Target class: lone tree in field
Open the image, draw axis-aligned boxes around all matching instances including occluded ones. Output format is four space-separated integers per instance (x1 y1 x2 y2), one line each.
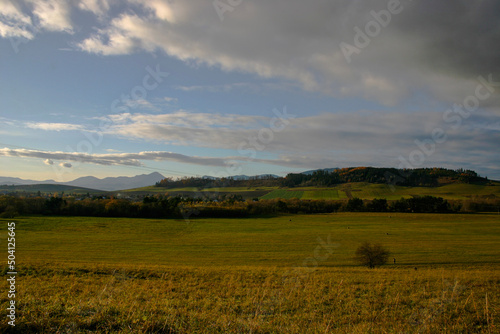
355 242 390 268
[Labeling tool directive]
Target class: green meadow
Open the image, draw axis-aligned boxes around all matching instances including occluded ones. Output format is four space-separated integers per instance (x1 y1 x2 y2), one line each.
260 183 500 200
1 213 499 332
125 182 500 201
5 213 500 267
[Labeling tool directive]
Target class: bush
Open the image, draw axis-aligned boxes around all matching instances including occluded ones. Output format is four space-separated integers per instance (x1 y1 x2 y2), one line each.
355 242 390 268
0 206 18 218
345 198 364 212
366 198 388 212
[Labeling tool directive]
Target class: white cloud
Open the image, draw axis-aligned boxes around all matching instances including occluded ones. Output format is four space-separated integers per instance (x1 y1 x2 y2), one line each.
0 0 34 38
125 98 158 111
0 1 31 24
0 147 232 167
175 82 267 94
77 13 154 55
99 110 435 152
77 0 112 18
131 0 177 23
162 96 177 103
25 122 85 131
29 0 73 33
59 162 72 168
44 159 54 165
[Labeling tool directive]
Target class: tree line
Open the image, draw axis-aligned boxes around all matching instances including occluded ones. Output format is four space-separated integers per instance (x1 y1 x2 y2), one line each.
155 167 488 189
1 194 498 219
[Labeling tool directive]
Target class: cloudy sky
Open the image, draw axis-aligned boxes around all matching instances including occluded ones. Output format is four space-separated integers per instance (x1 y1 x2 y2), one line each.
0 0 499 181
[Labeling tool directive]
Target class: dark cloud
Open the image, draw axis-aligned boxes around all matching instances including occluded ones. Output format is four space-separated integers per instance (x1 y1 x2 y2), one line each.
398 0 500 77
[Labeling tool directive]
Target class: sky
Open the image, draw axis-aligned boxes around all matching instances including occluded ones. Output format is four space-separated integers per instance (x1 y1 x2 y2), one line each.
0 0 499 182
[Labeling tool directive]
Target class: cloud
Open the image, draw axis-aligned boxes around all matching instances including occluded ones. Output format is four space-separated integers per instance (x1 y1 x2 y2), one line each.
44 159 54 165
0 147 234 167
77 13 151 55
1 1 500 178
59 162 72 168
0 0 34 38
29 0 73 33
16 107 499 172
175 83 263 94
2 1 499 105
162 96 177 103
0 0 72 38
77 0 113 18
5 102 500 177
25 122 85 131
94 109 496 174
98 110 440 152
71 0 499 105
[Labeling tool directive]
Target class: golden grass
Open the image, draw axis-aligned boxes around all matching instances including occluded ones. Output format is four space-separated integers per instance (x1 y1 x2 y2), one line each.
1 263 498 333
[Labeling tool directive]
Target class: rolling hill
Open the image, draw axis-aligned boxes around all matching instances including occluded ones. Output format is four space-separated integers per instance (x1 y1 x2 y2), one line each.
2 167 499 200
142 167 499 200
0 183 103 195
120 181 500 201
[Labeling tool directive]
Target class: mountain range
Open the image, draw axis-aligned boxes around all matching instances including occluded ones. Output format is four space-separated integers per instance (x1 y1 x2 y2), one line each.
0 172 166 191
0 172 283 191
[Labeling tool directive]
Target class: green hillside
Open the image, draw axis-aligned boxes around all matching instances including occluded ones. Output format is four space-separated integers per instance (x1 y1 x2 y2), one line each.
122 181 500 201
261 182 500 200
0 184 103 195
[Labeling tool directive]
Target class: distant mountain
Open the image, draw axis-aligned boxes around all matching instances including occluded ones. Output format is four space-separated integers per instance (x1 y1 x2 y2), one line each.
65 172 166 191
0 176 57 186
0 172 166 192
301 168 339 175
0 184 103 195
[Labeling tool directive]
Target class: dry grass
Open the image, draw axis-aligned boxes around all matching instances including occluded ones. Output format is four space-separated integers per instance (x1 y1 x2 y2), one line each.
1 263 498 333
1 213 498 333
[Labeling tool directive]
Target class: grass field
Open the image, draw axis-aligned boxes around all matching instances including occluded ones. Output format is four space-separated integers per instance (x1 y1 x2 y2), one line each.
263 183 500 200
122 182 500 201
5 213 500 267
0 184 103 195
1 213 499 333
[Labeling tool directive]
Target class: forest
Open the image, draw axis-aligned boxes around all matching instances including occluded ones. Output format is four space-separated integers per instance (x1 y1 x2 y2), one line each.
155 167 488 189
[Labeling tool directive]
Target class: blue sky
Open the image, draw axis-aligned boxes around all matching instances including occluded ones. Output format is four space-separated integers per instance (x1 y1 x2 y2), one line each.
0 0 499 181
